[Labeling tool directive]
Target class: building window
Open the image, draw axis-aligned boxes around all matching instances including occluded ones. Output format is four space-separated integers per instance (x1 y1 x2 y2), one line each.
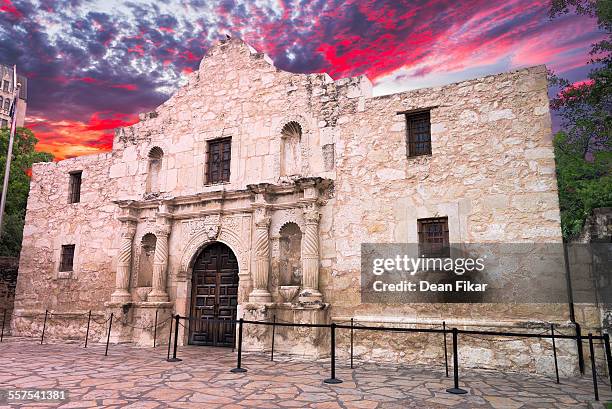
206 137 231 184
418 217 449 258
59 244 76 272
146 147 163 194
3 99 8 111
406 111 431 157
68 171 82 203
2 81 8 92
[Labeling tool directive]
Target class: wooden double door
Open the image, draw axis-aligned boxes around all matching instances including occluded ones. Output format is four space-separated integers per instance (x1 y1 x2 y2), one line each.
189 242 239 347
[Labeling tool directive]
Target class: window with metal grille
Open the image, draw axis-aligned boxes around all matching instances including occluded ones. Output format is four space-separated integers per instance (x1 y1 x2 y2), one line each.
206 137 231 184
406 111 432 157
68 171 82 204
59 244 75 272
418 217 449 258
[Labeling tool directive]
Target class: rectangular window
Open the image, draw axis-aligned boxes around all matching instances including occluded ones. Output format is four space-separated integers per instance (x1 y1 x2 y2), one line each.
2 81 8 92
59 244 75 272
68 171 82 203
206 137 231 184
406 111 432 157
418 217 449 258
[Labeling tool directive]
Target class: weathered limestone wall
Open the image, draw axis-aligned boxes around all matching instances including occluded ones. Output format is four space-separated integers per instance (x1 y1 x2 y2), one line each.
12 153 118 341
325 65 566 320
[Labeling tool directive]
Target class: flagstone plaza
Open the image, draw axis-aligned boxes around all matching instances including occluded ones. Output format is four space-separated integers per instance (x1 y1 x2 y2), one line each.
0 338 610 408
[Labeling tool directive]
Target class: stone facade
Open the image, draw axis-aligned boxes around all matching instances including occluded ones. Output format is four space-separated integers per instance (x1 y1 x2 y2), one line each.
13 38 592 374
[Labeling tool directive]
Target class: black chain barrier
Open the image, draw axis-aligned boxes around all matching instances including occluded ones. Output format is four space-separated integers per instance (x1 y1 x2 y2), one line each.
165 314 610 401
1 308 610 401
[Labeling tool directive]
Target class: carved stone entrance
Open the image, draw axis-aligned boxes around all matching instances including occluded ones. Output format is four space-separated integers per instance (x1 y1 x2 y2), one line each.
189 242 239 347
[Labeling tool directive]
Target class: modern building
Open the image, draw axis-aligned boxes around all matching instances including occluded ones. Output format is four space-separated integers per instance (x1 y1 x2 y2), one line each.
12 38 596 375
0 64 27 128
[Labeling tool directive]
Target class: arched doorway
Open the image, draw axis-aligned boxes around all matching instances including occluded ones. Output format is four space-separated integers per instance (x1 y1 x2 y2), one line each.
189 242 239 347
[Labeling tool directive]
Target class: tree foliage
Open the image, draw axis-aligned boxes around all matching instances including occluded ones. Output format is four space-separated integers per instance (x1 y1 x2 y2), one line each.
549 0 611 240
0 127 53 256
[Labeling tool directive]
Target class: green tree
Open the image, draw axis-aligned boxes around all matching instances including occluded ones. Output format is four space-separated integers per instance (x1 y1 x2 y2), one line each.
549 0 612 239
0 127 54 256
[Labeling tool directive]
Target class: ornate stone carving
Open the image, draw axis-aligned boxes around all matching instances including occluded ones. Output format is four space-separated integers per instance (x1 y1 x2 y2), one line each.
111 221 136 303
184 215 221 239
270 208 304 236
179 215 251 277
300 202 323 302
148 217 171 302
250 206 272 303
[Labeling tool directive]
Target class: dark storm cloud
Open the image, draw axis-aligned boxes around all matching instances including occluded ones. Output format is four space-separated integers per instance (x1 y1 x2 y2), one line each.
0 0 604 158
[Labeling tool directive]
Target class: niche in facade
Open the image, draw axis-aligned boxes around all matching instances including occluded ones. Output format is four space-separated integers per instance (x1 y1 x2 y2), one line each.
146 147 163 193
138 233 156 287
279 222 302 286
280 121 302 177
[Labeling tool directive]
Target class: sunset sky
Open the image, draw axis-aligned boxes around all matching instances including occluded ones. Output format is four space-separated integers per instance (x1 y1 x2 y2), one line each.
0 0 606 160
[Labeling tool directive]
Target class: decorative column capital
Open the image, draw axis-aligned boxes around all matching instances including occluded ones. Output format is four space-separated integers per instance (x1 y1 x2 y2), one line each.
155 222 171 238
120 222 137 239
303 202 320 224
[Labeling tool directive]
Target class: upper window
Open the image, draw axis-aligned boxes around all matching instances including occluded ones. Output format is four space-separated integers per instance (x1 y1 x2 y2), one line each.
3 99 8 111
206 137 231 184
59 244 76 272
68 171 82 204
418 217 449 258
2 81 8 92
406 111 431 157
146 147 163 194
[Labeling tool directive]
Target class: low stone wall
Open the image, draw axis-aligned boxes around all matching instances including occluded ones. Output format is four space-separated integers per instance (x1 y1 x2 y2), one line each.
330 317 598 377
11 309 108 343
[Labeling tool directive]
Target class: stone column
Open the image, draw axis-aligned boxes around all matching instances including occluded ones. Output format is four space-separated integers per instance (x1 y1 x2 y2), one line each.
300 202 323 302
249 206 272 303
111 221 136 303
148 220 171 302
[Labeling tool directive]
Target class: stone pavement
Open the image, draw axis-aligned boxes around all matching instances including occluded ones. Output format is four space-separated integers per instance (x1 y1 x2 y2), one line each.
0 337 610 408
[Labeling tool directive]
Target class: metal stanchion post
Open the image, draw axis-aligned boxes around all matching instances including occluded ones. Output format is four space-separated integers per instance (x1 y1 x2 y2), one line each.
231 318 247 373
324 323 342 384
443 321 449 378
350 318 354 369
153 310 158 348
271 315 276 362
0 309 6 342
576 323 585 374
166 317 173 361
551 324 560 384
84 310 92 348
446 328 467 394
40 310 48 345
167 315 182 362
105 313 113 357
603 333 612 391
589 333 599 401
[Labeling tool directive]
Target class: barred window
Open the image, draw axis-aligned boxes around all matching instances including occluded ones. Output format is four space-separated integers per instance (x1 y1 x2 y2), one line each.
406 111 431 157
206 137 231 184
68 171 82 204
59 244 75 272
418 217 449 258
